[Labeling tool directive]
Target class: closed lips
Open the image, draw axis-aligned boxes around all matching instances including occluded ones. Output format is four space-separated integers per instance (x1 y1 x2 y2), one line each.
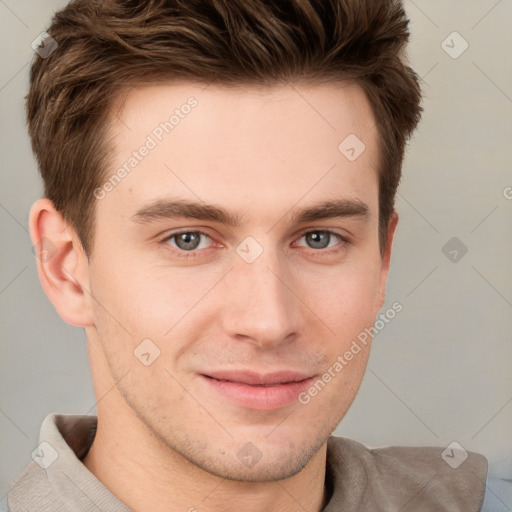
201 370 313 386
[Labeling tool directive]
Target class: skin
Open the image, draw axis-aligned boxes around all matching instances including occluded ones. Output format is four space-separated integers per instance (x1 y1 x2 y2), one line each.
30 81 398 512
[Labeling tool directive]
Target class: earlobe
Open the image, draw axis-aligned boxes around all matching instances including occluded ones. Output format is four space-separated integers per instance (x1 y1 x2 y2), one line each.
29 198 94 327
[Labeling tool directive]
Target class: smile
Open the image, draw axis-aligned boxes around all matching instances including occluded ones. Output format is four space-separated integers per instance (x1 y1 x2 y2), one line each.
199 370 316 411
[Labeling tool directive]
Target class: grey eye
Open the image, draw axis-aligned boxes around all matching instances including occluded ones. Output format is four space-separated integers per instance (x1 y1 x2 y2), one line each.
304 231 332 249
172 232 203 251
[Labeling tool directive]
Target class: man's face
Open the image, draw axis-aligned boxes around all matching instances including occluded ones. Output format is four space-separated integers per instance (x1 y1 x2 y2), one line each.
85 81 391 480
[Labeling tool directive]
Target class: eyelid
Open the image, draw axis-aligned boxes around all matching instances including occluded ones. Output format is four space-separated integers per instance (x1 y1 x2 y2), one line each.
161 229 216 249
294 227 350 242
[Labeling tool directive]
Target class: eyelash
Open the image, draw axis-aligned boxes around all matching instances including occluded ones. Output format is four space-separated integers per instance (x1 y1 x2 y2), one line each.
160 229 349 259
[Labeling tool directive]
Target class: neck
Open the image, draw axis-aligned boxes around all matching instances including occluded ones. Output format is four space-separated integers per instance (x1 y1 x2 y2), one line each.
83 403 329 512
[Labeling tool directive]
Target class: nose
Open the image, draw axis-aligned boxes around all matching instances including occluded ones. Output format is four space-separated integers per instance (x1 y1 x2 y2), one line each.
220 244 305 349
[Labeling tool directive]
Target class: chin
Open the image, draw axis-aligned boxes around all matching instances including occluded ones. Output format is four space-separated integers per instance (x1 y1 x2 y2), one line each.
196 451 311 482
176 432 327 483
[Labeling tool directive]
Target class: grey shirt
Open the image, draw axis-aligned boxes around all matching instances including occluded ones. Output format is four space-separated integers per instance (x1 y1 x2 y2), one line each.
8 413 488 511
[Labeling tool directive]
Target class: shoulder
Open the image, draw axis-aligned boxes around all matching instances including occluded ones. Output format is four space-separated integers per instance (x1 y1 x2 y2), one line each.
7 461 65 511
326 436 488 511
7 413 97 511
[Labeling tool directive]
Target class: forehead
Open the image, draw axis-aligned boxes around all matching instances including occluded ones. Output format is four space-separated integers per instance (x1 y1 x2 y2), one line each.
111 80 375 144
99 81 379 225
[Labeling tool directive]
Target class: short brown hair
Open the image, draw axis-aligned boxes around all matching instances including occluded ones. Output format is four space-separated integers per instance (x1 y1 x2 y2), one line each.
26 0 422 257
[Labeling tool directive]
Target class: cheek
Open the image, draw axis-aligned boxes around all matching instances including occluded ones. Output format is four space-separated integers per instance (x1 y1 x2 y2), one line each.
88 254 214 376
88 246 170 330
301 256 382 337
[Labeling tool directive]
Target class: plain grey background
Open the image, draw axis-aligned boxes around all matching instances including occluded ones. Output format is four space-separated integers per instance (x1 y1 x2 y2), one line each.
1 0 511 509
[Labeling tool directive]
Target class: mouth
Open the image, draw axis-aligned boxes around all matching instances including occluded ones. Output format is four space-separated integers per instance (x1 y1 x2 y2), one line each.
199 370 315 410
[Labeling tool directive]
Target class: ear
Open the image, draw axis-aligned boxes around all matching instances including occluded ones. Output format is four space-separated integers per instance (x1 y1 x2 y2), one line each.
375 211 399 313
29 198 94 327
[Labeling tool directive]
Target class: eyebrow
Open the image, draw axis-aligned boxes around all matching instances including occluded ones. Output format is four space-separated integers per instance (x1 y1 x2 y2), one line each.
130 198 370 227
